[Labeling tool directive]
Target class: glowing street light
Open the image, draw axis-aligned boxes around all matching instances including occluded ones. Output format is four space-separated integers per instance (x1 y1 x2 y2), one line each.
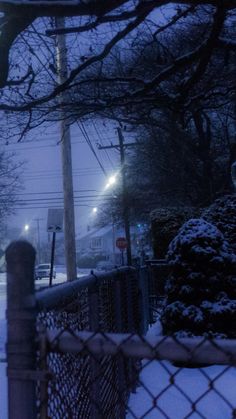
92 207 98 214
105 175 116 189
24 224 29 232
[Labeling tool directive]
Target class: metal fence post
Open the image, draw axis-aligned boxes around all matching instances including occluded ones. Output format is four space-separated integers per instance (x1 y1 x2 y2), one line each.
88 281 101 419
114 274 126 418
126 269 134 332
125 269 140 393
6 240 37 419
139 267 150 334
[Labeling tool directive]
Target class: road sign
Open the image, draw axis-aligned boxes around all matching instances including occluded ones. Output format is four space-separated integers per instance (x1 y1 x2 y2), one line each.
116 237 127 250
47 208 64 233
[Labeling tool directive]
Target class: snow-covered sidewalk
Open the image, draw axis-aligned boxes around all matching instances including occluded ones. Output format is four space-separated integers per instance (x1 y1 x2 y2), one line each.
0 292 7 419
127 323 236 418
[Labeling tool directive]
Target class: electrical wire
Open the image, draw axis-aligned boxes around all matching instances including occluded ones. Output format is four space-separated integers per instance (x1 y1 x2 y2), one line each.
77 121 108 177
92 120 115 170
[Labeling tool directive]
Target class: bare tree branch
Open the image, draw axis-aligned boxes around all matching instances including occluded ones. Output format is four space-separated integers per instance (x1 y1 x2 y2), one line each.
179 4 227 100
0 4 156 110
0 14 34 87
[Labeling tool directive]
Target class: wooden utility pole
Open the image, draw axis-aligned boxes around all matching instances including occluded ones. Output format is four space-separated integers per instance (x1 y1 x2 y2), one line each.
98 128 137 265
33 217 43 264
117 127 132 265
56 17 77 281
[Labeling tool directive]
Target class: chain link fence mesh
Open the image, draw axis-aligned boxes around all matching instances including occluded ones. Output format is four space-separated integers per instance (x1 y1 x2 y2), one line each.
32 267 236 418
36 268 140 418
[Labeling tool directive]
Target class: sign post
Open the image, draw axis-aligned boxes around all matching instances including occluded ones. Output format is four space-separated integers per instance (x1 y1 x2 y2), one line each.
116 237 128 266
47 209 63 286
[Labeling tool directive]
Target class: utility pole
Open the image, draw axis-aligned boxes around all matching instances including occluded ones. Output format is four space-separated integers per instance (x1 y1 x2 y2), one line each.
33 218 43 264
98 128 138 265
56 17 77 281
117 127 132 265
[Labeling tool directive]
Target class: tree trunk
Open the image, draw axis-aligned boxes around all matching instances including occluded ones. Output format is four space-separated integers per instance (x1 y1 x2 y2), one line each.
193 111 213 204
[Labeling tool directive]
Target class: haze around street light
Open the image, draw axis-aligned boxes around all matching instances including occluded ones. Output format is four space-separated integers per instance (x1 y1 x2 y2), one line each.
105 175 116 189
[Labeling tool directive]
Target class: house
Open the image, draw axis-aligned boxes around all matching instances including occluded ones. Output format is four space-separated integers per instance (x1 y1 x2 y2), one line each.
77 223 148 265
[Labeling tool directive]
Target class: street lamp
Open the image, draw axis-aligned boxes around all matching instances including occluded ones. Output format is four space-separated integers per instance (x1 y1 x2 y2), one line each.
231 161 236 190
24 224 29 232
105 175 117 189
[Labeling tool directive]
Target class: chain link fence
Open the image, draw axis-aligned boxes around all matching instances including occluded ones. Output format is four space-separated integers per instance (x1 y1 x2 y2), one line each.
36 268 140 419
6 242 236 419
37 331 236 419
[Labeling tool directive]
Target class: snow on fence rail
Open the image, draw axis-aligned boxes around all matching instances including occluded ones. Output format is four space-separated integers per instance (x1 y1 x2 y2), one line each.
6 241 236 419
45 330 236 365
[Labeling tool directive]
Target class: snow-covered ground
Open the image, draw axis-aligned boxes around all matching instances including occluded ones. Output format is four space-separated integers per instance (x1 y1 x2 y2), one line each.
0 269 90 419
2 270 236 419
0 280 7 419
127 323 236 418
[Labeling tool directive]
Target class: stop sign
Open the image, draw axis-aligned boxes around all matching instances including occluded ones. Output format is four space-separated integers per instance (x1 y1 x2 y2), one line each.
116 237 127 250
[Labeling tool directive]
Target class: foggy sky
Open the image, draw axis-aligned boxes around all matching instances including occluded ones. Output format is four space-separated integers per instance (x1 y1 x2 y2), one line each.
6 119 120 241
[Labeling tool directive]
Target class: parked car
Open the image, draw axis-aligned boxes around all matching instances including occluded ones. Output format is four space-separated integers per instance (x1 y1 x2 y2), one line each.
35 263 56 280
95 261 115 272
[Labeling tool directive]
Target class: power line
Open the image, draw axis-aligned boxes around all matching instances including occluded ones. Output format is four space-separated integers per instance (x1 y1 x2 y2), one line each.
92 121 115 170
77 121 108 177
14 203 97 211
11 189 99 196
4 139 86 151
14 194 112 202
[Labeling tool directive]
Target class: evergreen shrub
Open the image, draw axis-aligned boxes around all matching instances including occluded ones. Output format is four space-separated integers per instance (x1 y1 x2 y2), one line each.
161 218 236 338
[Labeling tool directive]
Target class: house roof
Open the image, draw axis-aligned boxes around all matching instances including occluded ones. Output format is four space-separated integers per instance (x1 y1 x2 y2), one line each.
89 225 113 238
77 224 139 241
77 224 112 241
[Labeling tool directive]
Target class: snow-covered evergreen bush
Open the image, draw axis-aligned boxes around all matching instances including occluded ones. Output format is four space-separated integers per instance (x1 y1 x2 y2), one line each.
161 218 236 338
202 194 236 252
150 207 199 259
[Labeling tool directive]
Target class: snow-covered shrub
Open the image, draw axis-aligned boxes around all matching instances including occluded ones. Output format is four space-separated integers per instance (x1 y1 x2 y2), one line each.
150 207 199 258
202 194 236 252
161 218 236 338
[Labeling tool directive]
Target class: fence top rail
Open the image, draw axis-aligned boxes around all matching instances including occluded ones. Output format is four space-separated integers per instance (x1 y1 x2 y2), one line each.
44 329 236 366
36 266 135 311
145 259 168 265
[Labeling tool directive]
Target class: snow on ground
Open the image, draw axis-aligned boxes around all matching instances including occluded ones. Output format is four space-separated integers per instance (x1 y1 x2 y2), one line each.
127 323 236 418
0 362 7 419
0 270 90 419
0 278 7 419
4 268 236 419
